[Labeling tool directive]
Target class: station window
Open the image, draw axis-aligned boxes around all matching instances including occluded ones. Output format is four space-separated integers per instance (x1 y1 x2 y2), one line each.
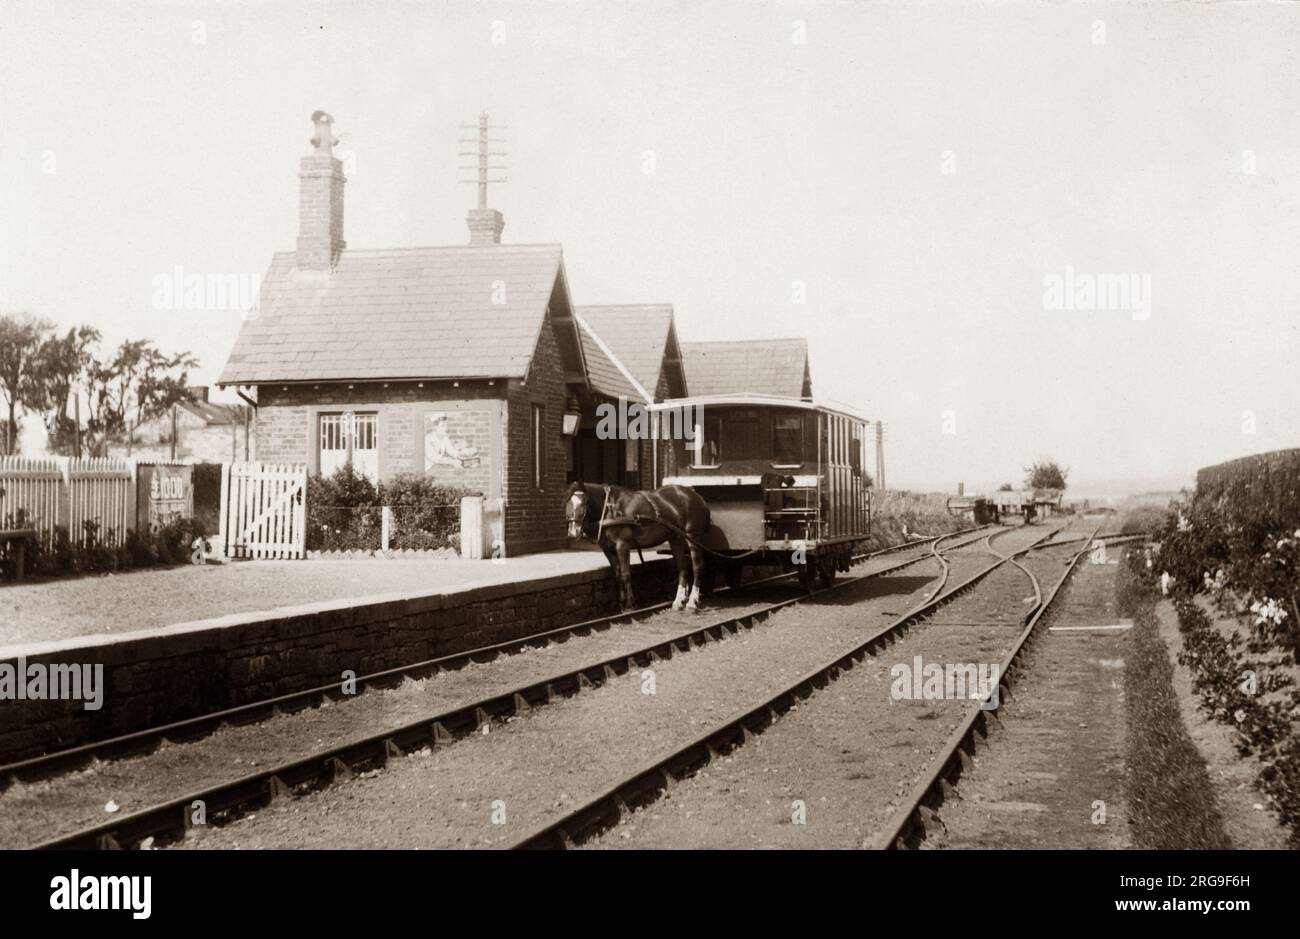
318 411 378 483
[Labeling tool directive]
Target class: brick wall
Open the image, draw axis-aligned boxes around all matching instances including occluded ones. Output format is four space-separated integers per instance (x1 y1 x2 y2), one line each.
503 311 570 554
0 558 676 763
296 153 346 270
255 382 504 501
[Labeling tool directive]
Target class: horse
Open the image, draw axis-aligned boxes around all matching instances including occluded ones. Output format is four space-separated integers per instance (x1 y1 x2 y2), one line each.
565 481 711 612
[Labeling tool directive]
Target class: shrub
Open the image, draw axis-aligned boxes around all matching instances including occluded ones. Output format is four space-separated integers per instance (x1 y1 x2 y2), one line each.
379 473 476 550
304 466 478 552
1 516 204 582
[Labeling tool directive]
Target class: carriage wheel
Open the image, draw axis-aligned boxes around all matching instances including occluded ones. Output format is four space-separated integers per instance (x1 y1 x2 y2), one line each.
799 556 818 594
816 553 837 589
699 564 717 598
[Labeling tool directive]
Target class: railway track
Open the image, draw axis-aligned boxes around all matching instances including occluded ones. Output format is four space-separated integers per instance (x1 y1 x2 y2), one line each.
26 526 993 850
2 529 984 790
868 524 1103 849
504 523 1070 849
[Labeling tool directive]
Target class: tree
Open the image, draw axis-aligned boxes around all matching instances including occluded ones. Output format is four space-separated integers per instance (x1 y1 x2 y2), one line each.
30 325 100 455
998 482 1014 491
0 314 53 454
1025 459 1068 491
83 340 198 455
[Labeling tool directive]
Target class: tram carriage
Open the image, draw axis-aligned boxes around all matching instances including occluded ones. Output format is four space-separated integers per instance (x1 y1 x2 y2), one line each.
648 393 872 593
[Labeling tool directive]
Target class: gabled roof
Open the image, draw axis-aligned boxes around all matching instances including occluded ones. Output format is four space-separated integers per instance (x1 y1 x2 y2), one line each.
681 338 812 399
218 244 580 384
573 304 679 404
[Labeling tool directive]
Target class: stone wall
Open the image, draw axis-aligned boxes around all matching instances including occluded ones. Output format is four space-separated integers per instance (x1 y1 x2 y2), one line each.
0 558 676 764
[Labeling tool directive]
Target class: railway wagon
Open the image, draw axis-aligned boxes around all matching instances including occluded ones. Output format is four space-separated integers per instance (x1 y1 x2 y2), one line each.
649 393 871 592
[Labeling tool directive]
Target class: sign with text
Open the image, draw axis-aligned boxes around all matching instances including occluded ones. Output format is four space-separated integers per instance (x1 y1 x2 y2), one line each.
136 463 194 531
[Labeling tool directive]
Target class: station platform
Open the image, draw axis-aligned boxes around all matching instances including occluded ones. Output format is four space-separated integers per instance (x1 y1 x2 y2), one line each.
0 546 678 762
0 545 662 653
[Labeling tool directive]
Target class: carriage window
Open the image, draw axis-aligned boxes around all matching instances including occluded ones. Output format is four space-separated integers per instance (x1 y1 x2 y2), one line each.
850 424 863 473
693 414 722 466
722 409 760 461
773 414 804 465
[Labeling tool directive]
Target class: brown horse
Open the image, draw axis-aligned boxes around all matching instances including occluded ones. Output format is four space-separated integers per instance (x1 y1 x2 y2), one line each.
565 481 711 612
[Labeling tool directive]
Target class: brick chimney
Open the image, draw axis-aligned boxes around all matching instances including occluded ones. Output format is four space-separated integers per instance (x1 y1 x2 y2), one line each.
296 110 347 270
462 112 505 245
467 207 505 246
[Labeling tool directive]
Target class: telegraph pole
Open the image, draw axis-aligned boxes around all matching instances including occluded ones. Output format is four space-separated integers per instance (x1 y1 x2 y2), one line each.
458 112 507 209
875 421 886 490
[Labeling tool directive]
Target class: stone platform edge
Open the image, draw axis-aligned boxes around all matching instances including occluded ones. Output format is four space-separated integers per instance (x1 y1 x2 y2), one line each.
0 558 677 764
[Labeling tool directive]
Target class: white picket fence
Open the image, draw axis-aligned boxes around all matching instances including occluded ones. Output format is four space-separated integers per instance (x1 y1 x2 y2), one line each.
0 455 133 546
219 461 307 559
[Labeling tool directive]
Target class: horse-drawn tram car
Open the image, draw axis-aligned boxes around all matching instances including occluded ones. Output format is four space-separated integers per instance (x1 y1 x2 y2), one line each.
650 393 872 593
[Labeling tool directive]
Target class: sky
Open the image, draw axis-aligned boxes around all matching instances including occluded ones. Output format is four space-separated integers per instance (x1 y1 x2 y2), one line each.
2 0 1297 495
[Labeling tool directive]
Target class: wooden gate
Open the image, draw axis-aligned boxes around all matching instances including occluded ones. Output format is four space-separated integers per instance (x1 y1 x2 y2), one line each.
219 462 307 559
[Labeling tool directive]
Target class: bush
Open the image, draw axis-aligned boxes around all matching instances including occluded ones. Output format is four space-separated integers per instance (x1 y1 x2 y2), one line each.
1131 451 1300 843
0 515 205 582
380 473 475 550
305 466 477 552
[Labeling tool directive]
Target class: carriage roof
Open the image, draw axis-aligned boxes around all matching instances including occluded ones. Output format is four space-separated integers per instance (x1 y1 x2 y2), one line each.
649 393 868 425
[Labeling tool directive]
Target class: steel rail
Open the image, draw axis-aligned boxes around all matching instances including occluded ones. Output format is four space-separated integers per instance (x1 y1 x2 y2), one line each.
5 528 989 788
867 524 1103 850
29 529 994 850
504 524 1066 850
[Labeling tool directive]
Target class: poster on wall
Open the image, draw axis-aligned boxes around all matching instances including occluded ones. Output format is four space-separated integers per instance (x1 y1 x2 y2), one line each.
136 463 194 532
424 412 481 471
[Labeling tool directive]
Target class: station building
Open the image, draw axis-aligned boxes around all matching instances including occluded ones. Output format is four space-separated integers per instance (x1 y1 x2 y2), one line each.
218 112 694 555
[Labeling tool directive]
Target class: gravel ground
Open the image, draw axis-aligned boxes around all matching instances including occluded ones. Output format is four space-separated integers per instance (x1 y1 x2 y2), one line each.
922 545 1132 848
0 546 938 848
158 525 1054 848
0 550 628 649
584 540 1071 849
0 588 789 848
166 559 957 848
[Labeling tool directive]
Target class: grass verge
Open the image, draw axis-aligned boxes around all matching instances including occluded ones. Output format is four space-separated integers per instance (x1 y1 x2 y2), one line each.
1118 550 1232 848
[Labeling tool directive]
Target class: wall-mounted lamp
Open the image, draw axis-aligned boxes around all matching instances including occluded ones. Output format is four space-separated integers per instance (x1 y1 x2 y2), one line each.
562 413 580 436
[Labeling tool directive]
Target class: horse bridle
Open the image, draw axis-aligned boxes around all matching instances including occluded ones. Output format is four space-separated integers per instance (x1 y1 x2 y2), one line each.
567 485 616 541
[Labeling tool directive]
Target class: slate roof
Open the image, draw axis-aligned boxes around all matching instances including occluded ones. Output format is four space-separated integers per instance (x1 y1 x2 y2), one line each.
574 305 677 403
681 339 811 399
218 244 570 384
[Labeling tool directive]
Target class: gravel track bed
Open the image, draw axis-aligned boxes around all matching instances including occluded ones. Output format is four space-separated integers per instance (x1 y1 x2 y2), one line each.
0 587 797 848
922 553 1131 848
169 560 954 848
0 552 934 848
585 559 1046 848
